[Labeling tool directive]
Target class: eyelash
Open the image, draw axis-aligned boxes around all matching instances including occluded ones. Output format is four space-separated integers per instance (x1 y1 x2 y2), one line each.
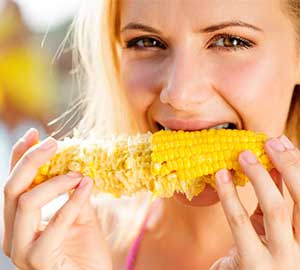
125 33 255 52
208 33 255 51
125 36 167 50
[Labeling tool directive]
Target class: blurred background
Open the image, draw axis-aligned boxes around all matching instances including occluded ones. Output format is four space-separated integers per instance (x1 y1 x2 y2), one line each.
0 0 81 267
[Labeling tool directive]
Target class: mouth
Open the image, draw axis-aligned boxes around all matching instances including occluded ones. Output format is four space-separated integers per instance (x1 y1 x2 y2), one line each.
153 119 241 204
155 121 238 131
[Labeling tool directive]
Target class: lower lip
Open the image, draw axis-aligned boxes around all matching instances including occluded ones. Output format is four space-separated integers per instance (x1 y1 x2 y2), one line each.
174 184 220 206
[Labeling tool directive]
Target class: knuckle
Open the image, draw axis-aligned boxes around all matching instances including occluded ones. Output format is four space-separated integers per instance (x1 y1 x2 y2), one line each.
272 247 293 261
22 151 36 165
27 251 45 269
4 182 17 199
11 254 25 269
266 201 289 221
3 176 24 199
221 188 236 201
228 211 249 227
280 150 300 169
18 193 33 211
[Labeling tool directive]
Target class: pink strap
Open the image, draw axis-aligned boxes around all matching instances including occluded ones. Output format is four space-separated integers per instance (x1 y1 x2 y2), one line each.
125 200 160 270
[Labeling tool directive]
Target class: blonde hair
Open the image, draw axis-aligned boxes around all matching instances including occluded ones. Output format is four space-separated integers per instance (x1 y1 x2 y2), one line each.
70 0 152 259
62 0 300 260
72 0 139 138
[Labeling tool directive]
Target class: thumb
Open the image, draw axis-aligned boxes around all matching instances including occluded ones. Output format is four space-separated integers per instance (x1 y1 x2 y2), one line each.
75 196 98 225
68 176 97 225
209 247 240 270
35 177 93 251
75 176 97 225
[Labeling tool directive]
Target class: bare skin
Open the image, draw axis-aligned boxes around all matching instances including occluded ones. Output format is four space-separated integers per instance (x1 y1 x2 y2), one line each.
4 1 300 269
2 129 112 270
119 0 300 269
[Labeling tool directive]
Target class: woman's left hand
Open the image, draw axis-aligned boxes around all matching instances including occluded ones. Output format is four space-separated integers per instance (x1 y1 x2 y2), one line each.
210 135 300 270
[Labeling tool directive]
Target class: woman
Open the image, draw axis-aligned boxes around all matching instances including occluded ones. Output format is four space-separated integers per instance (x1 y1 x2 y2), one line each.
3 0 300 269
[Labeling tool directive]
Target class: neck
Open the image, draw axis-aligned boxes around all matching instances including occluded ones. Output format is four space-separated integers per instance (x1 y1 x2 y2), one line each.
151 183 258 250
164 198 230 248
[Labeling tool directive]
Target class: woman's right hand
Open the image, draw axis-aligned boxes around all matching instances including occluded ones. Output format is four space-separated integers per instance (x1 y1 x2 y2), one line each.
2 128 113 270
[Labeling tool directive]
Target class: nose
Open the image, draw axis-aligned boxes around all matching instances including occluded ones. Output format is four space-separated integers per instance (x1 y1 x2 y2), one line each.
160 47 215 111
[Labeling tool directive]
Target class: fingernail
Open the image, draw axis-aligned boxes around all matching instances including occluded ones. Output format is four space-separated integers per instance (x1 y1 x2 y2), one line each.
216 169 231 185
266 138 285 152
279 135 294 150
40 137 56 150
240 150 258 164
67 171 82 178
78 177 92 189
23 128 36 141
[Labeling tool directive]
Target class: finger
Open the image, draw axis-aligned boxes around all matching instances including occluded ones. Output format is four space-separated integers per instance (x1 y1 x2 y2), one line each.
215 169 265 259
11 172 82 258
3 137 56 257
6 137 57 196
67 185 97 225
264 136 300 242
76 197 98 225
9 128 39 173
33 177 93 253
239 150 294 256
250 169 282 236
293 204 300 242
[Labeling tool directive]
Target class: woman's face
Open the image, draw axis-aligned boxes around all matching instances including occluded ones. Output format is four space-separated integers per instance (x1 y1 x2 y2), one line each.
119 0 300 206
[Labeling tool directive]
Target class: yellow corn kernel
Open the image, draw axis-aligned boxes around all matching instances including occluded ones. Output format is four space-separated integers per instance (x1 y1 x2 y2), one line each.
151 129 272 184
30 129 273 201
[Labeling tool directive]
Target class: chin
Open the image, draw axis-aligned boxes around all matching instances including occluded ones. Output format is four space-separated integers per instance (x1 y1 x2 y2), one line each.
174 184 220 207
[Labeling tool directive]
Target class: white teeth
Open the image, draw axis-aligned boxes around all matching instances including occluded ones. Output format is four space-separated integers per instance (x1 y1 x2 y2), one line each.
161 123 232 131
209 123 230 130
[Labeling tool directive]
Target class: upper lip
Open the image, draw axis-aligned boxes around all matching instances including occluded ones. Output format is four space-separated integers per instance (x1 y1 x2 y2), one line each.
156 118 237 131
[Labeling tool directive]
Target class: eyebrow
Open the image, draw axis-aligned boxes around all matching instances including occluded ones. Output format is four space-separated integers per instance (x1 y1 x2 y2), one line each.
121 23 162 35
199 20 263 33
121 20 262 35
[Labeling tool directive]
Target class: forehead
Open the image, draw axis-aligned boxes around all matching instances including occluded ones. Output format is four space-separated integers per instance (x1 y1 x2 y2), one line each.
120 0 286 30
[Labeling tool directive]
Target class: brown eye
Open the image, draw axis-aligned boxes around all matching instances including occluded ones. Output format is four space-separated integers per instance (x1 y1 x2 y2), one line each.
126 37 166 50
209 34 254 51
217 37 240 47
137 38 158 47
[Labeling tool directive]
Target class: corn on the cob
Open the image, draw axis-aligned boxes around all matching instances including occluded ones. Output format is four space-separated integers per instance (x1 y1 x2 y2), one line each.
29 129 273 201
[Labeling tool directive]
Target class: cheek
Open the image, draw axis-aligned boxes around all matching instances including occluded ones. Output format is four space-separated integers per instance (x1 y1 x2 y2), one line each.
121 58 164 112
216 54 291 134
219 56 278 103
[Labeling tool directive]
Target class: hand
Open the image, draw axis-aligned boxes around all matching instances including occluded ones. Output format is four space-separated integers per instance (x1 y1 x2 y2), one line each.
210 135 300 270
2 128 113 270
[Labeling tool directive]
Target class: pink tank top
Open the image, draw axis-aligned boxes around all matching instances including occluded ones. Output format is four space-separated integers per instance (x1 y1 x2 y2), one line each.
125 200 161 270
